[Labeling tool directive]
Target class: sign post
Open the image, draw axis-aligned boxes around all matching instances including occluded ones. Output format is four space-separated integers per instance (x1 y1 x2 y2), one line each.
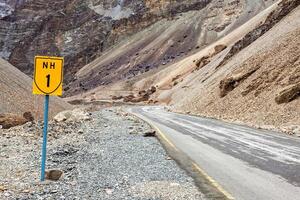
32 56 64 181
41 95 49 181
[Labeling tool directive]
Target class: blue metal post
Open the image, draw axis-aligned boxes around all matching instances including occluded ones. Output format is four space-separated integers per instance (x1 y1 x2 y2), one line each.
41 95 50 181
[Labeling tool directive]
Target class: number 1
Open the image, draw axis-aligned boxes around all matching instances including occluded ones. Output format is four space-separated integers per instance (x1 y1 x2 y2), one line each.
46 74 50 87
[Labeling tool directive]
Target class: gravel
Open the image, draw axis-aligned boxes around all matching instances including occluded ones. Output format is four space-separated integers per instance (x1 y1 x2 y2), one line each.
0 108 204 199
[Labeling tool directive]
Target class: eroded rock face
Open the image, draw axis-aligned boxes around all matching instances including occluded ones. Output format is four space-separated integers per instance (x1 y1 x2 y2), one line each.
217 0 300 68
0 0 211 80
0 0 270 96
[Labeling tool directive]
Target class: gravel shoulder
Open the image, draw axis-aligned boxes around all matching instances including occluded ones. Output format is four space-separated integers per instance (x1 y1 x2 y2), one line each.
0 107 203 199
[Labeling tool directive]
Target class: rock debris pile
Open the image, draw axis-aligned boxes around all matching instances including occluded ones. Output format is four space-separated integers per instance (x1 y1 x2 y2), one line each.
0 108 203 199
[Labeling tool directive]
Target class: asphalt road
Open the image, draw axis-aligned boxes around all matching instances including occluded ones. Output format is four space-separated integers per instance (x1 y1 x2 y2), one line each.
129 106 300 200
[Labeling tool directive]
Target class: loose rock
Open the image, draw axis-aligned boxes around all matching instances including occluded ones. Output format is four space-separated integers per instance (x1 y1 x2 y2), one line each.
45 169 64 181
143 130 156 137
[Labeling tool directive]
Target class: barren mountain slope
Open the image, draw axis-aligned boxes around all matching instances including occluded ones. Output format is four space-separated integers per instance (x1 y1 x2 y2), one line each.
163 2 300 134
66 0 275 97
68 0 278 102
64 0 274 97
69 0 299 134
0 0 274 97
0 58 71 118
0 0 214 93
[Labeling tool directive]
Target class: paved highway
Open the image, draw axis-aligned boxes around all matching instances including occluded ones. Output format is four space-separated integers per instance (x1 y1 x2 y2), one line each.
129 106 300 200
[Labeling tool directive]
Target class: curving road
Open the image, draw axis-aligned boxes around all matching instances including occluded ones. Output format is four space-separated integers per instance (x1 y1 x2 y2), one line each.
129 106 300 200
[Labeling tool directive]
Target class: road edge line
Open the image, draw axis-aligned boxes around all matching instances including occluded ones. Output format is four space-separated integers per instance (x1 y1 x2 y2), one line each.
192 163 235 200
127 109 235 200
151 121 235 200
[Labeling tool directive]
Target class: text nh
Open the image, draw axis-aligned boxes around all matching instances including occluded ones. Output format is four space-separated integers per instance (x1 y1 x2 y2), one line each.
43 62 56 69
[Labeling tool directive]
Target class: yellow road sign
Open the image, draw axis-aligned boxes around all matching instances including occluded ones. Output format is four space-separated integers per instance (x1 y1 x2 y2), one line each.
33 56 64 96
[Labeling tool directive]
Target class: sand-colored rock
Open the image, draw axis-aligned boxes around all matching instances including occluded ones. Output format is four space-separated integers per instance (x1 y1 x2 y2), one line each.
219 67 259 97
275 83 300 104
0 113 27 129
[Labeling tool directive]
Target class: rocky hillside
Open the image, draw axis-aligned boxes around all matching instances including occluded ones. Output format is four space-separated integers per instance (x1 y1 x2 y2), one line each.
169 0 300 134
2 0 298 133
152 0 300 134
0 0 274 96
0 58 71 120
67 0 299 134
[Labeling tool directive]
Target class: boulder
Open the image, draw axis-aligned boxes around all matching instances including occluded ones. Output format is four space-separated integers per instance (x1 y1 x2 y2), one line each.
220 68 259 97
214 44 227 54
53 111 72 122
123 87 156 103
275 83 300 104
54 109 91 122
195 55 210 70
123 94 135 102
149 86 157 94
112 95 123 100
0 113 28 129
131 94 150 103
138 90 147 95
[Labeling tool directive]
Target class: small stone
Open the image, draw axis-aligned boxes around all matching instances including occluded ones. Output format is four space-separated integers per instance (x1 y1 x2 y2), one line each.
293 128 300 135
78 129 84 134
69 181 77 186
105 188 114 195
4 192 10 197
45 169 63 181
166 156 172 160
0 185 6 192
143 130 156 137
22 189 30 193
